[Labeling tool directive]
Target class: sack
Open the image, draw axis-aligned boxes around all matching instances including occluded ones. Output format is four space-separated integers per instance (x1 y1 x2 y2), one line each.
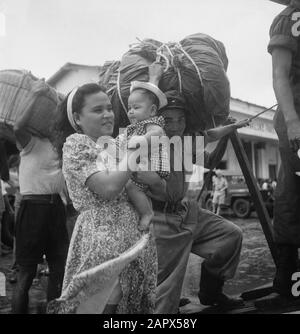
0 69 63 138
99 33 230 134
270 0 300 7
270 0 296 5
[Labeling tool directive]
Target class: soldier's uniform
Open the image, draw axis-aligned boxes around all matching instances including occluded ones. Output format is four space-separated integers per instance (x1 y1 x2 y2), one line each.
268 4 300 296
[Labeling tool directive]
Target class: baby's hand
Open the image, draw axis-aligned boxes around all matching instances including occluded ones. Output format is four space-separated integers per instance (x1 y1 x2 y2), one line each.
128 135 145 149
234 118 251 129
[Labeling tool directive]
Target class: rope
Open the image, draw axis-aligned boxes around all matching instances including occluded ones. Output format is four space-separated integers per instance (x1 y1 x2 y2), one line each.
175 43 216 126
157 43 183 93
164 44 174 59
177 68 183 94
117 71 128 115
107 86 116 94
156 44 170 73
211 115 216 128
165 44 183 93
248 103 278 121
175 42 204 87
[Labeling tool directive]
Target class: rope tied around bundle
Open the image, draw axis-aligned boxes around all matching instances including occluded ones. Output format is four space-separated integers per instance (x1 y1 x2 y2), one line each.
156 43 183 94
117 70 128 116
174 42 216 128
116 38 217 128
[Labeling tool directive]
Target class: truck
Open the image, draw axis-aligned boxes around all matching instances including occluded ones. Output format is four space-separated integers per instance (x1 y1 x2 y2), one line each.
198 173 274 219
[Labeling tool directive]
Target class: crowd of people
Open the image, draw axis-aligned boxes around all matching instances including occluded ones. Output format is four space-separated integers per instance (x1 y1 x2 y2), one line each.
0 1 300 314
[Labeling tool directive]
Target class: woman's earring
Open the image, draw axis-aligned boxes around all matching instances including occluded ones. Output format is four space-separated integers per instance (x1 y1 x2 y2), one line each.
75 123 83 133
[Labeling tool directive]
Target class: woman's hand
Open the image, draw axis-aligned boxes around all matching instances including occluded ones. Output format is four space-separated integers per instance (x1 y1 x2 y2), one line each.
134 171 167 201
132 171 161 186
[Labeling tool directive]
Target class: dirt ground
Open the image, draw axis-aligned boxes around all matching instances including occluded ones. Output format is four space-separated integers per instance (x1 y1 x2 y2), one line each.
0 214 275 314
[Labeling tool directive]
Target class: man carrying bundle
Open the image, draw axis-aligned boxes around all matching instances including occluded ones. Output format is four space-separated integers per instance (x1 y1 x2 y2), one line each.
132 65 250 313
11 91 69 314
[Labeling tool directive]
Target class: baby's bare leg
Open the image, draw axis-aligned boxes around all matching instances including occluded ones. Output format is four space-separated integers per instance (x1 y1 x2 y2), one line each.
126 180 154 232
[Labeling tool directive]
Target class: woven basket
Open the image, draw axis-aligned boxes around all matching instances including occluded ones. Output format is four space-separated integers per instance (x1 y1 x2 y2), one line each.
0 69 63 138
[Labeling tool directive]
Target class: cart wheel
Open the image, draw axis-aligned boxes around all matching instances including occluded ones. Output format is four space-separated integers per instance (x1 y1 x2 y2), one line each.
232 198 251 219
205 198 214 212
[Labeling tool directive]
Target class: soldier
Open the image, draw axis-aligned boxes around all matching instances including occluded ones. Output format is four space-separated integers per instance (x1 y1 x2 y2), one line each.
268 0 300 300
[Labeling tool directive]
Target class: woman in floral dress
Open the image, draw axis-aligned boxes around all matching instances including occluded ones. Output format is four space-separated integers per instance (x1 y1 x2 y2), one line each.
48 83 158 314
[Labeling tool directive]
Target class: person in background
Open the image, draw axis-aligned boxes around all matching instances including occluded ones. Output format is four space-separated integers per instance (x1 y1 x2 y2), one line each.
11 90 69 314
271 179 277 192
1 178 14 253
6 154 21 284
212 170 228 216
262 180 269 191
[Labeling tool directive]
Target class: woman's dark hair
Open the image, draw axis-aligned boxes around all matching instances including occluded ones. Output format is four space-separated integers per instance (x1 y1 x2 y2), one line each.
51 83 107 161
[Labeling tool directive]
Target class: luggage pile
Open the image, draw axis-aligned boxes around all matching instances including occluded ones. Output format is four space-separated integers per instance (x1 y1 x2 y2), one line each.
99 33 231 134
0 69 63 142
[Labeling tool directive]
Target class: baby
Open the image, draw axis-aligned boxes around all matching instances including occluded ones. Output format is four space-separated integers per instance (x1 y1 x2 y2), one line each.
122 81 170 232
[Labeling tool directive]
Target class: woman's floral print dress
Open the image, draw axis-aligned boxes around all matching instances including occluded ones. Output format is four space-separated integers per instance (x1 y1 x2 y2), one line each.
48 133 157 314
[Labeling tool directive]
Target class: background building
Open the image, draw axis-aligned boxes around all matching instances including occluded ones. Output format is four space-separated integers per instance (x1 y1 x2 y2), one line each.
206 99 279 181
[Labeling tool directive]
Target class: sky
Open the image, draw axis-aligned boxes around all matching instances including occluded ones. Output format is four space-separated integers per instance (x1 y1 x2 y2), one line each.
0 0 285 107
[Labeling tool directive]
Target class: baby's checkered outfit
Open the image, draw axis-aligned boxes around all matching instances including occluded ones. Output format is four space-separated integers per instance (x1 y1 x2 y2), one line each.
123 116 170 190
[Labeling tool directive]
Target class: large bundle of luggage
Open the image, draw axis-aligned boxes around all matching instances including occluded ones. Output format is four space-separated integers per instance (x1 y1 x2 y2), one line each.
99 33 231 134
0 69 63 142
270 0 300 7
270 0 294 5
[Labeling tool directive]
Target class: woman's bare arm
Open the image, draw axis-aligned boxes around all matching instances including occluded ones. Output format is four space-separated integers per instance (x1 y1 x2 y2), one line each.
86 150 135 200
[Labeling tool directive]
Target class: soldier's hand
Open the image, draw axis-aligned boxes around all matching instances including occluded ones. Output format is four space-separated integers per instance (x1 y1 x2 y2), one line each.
148 62 164 82
234 118 251 129
286 119 300 152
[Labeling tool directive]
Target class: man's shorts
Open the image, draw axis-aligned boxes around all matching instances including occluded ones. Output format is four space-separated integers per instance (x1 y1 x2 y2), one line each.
212 191 226 205
16 195 69 266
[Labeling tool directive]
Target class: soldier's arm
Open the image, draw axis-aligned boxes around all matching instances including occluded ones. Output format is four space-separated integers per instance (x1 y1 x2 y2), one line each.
272 47 298 124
